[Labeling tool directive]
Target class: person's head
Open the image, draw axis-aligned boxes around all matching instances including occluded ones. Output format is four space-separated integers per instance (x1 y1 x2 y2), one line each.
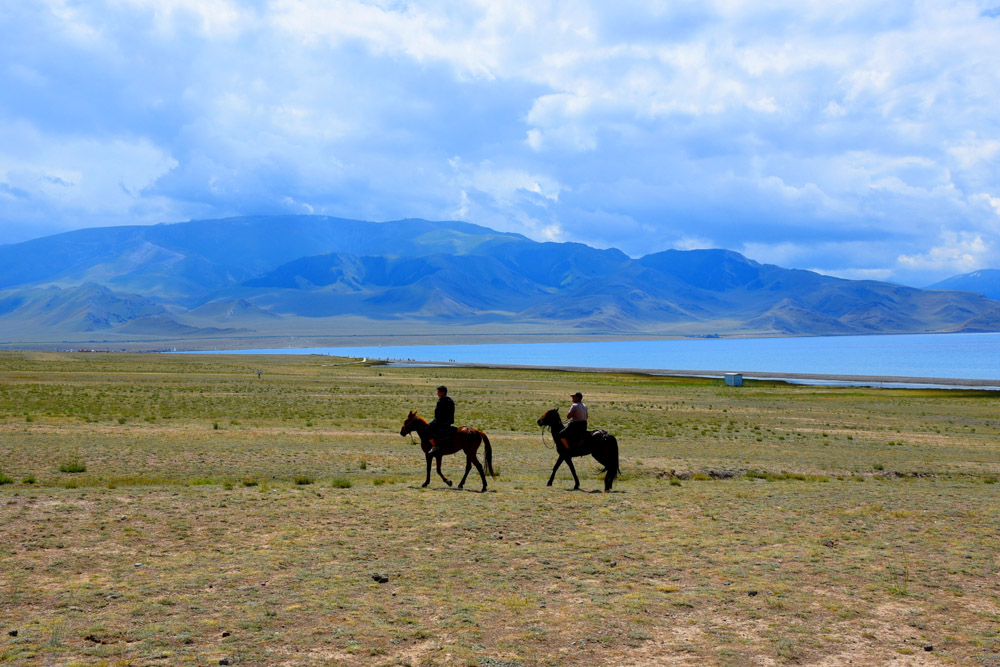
571 391 583 403
437 385 448 397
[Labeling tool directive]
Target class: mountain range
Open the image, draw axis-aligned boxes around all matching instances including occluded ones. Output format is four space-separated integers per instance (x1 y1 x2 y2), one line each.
1 215 999 347
926 270 1000 301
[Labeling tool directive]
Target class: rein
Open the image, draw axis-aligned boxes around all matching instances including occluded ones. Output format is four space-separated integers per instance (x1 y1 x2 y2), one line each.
539 415 565 445
403 418 425 446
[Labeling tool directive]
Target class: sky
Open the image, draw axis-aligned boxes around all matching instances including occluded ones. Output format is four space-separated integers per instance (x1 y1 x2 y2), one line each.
1 1 999 286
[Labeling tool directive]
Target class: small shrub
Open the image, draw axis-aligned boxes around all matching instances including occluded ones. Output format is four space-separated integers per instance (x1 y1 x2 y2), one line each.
305 421 313 427
25 414 34 423
331 478 352 489
294 475 314 485
213 422 220 430
669 478 682 487
873 463 885 471
117 417 127 425
0 473 13 485
242 478 259 487
22 475 36 485
59 462 87 474
359 461 368 470
984 476 997 485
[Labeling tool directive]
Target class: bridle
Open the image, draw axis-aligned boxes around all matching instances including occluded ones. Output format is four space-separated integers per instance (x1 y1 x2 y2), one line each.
402 417 422 445
538 412 565 445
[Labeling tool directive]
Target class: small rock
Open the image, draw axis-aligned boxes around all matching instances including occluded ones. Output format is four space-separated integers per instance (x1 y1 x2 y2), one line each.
491 532 503 540
8 630 17 637
372 573 389 583
219 658 230 665
923 645 933 652
134 563 143 568
822 538 838 548
748 590 758 597
609 561 617 567
222 631 230 638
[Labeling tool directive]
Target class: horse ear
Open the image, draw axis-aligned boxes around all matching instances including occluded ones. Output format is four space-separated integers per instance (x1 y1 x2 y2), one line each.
407 410 414 418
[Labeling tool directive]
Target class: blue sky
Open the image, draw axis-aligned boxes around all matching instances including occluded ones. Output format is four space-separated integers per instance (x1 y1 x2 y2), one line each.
1 1 999 286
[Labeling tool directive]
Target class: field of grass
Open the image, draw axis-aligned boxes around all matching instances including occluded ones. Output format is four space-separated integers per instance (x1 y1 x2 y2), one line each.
2 350 1000 666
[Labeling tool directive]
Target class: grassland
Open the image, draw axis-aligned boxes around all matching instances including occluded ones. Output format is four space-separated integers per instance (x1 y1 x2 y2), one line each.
1 350 999 666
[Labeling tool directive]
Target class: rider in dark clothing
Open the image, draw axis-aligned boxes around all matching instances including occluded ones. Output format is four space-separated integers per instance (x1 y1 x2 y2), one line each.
427 385 455 455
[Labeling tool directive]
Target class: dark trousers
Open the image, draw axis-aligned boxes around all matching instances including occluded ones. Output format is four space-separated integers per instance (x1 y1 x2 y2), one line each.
428 420 454 444
558 420 587 444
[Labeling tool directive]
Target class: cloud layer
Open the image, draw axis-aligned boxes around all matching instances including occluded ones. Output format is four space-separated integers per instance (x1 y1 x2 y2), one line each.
2 0 999 284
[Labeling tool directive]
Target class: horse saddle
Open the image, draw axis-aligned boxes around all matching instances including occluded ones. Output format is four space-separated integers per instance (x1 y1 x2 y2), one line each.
569 429 607 448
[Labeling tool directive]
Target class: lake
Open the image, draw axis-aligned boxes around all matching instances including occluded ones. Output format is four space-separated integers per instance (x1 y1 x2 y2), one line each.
201 332 1000 387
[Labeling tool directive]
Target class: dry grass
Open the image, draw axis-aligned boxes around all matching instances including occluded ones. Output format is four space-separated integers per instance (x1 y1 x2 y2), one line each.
1 350 1000 665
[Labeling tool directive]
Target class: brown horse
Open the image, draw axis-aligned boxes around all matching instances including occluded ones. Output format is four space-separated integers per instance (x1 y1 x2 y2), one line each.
399 411 495 492
537 408 619 491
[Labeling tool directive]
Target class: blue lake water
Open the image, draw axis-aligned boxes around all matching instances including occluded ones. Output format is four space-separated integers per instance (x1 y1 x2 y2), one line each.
202 332 1000 385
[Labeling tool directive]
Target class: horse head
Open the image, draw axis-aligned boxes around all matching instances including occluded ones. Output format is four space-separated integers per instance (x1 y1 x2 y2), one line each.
400 410 426 437
400 410 416 437
537 408 562 429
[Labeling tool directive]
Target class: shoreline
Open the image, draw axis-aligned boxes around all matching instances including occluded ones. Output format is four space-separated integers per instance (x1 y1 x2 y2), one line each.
395 360 1000 389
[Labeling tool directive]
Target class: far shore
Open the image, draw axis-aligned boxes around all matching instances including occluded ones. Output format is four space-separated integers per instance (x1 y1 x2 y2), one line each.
389 359 1000 389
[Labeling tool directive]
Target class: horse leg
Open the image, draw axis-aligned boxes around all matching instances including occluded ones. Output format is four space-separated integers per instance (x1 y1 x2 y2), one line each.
422 453 432 487
436 455 452 487
547 456 564 486
457 452 473 490
564 456 581 490
470 453 487 492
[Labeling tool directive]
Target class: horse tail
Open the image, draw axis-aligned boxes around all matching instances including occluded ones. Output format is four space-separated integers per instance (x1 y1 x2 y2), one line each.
603 435 619 492
481 431 496 478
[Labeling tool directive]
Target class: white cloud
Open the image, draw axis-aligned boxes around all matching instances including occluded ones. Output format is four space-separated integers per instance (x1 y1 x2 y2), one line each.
898 232 992 273
451 159 564 205
949 134 1000 170
0 119 178 225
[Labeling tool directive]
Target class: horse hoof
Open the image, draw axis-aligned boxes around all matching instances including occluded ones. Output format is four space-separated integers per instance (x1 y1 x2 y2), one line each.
458 484 464 490
546 482 553 487
446 480 453 487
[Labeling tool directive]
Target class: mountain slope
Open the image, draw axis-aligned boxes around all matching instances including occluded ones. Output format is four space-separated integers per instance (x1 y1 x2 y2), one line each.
0 215 999 340
927 269 1000 301
0 283 166 332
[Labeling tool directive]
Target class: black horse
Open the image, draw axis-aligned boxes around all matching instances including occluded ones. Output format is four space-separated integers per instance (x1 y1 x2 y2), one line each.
400 411 495 492
536 408 619 492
